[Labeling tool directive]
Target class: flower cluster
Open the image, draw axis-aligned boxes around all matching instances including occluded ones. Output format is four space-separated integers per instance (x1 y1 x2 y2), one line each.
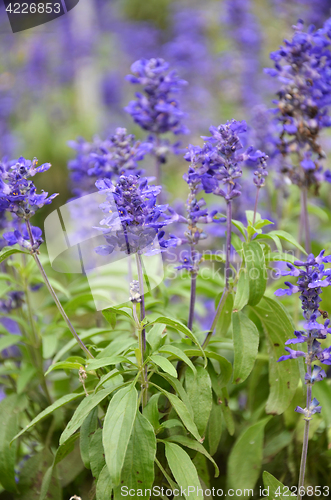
275 251 331 418
184 120 266 202
265 20 331 190
125 58 189 136
68 128 150 197
95 175 178 256
0 157 57 218
0 157 57 250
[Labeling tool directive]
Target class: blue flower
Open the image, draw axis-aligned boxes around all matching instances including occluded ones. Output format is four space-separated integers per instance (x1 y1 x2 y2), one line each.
265 19 331 189
95 175 178 256
0 157 58 219
125 58 189 136
295 398 322 418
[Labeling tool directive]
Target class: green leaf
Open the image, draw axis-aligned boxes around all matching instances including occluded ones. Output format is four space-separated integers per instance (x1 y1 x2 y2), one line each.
232 311 259 384
102 308 117 329
164 442 201 500
227 417 271 491
255 233 282 252
0 247 29 264
0 335 22 352
151 317 207 366
202 253 225 263
17 365 37 394
243 241 267 306
165 435 219 477
267 230 307 255
11 393 84 443
45 360 84 376
152 385 201 441
0 395 22 491
60 385 125 445
80 407 98 469
90 429 105 480
114 412 156 500
150 354 177 378
96 465 113 500
265 251 297 264
263 471 286 499
233 268 250 312
158 374 194 417
252 297 300 414
215 293 233 336
185 366 212 436
103 385 138 486
146 323 167 353
312 380 331 431
232 219 247 238
86 356 132 371
142 393 160 431
184 350 232 388
158 345 196 374
206 399 222 456
220 388 235 436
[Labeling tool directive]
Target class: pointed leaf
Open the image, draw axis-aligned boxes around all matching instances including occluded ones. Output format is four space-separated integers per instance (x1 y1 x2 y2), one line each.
252 297 300 414
164 442 201 500
60 385 125 445
150 354 177 378
103 385 138 486
228 417 271 490
243 241 267 306
263 471 286 499
185 365 212 436
158 345 196 374
165 435 219 477
232 311 259 384
96 465 113 500
114 412 156 500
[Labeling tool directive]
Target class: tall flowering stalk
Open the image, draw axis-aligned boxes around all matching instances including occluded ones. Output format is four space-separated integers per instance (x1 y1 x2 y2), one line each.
275 251 331 498
125 58 189 190
188 120 267 345
265 20 331 252
95 174 177 405
174 146 224 330
0 157 94 360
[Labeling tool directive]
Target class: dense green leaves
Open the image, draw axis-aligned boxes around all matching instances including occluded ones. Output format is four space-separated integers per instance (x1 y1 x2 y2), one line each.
60 385 125 445
164 442 201 500
227 417 271 491
103 385 138 486
151 316 207 365
253 297 300 414
152 385 201 441
232 311 259 384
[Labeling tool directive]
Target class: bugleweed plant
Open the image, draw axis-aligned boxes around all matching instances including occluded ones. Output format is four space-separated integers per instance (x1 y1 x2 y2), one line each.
2 19 331 500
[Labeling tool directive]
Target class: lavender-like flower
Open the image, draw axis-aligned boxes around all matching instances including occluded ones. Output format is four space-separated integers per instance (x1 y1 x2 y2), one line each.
125 58 189 136
125 58 189 188
275 250 331 495
68 128 150 197
265 20 331 190
95 175 177 257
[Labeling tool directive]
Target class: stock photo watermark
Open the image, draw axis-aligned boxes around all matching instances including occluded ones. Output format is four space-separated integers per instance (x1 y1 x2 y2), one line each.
2 0 79 32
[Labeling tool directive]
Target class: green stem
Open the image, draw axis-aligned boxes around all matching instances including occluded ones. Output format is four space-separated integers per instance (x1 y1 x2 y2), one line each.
136 253 148 407
25 220 94 359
